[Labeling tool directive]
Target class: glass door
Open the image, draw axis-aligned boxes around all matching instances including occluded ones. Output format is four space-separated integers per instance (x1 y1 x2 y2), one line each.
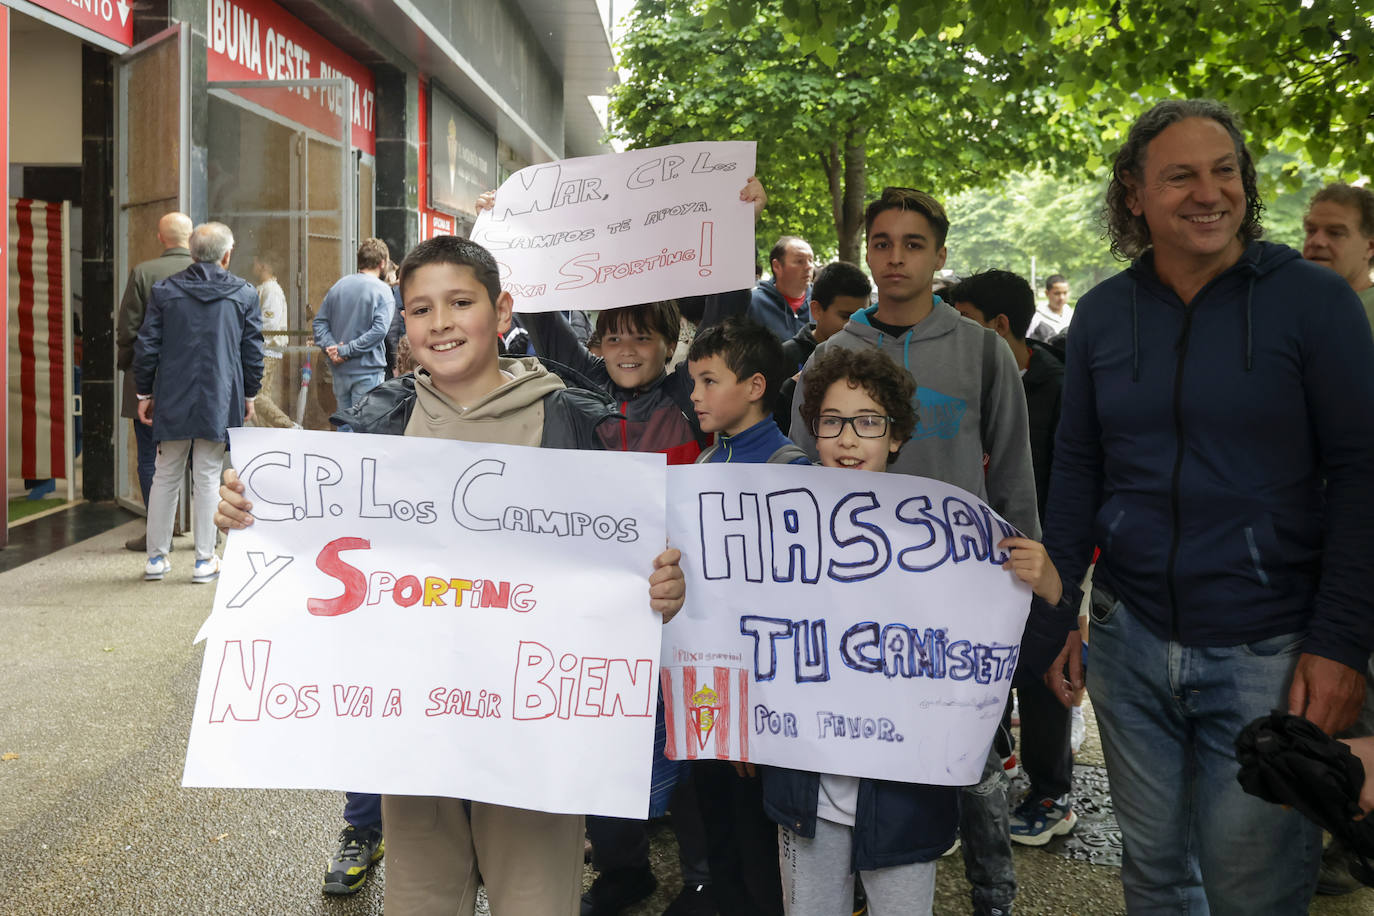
205 77 354 431
114 24 189 513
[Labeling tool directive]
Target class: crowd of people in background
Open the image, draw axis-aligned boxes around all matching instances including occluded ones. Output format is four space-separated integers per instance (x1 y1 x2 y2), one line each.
118 96 1374 915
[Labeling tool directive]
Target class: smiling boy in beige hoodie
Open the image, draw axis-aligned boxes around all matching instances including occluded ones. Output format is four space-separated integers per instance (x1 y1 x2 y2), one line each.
216 236 686 915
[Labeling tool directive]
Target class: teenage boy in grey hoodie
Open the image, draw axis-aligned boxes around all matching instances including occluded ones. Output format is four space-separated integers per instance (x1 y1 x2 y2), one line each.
786 187 1042 916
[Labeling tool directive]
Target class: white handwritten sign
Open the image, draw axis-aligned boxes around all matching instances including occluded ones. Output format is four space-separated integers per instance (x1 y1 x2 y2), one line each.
470 141 757 313
184 428 666 819
661 464 1031 786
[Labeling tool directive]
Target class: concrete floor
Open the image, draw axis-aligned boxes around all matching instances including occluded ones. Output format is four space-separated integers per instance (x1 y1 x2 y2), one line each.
1 515 1370 914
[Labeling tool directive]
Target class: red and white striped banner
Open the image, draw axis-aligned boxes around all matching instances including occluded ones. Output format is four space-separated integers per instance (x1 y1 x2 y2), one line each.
661 665 752 762
7 199 70 480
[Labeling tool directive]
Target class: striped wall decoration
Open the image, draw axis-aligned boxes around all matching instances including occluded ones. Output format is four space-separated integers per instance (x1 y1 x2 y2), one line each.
7 199 70 481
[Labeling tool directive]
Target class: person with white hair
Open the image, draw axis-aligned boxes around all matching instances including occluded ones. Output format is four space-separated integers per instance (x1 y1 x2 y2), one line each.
133 221 263 584
115 211 193 551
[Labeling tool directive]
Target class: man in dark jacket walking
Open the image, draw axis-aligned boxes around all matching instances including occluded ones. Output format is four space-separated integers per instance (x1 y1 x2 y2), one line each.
134 222 263 584
115 212 193 551
1039 100 1374 913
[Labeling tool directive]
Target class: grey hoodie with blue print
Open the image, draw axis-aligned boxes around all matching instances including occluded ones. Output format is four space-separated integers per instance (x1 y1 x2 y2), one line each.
788 300 1041 540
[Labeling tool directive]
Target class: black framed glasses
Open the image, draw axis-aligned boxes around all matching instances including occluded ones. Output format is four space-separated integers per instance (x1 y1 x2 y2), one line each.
812 415 892 439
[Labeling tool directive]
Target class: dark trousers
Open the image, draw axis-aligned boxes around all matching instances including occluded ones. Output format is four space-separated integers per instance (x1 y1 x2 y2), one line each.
345 792 382 830
587 773 710 885
693 760 783 916
1017 678 1074 800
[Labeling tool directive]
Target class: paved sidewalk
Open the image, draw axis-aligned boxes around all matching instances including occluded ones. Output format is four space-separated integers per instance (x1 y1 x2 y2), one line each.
1 516 1369 914
0 518 386 915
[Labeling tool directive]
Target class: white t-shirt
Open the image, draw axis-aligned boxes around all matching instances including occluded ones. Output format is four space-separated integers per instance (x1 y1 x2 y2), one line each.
257 278 288 359
816 774 859 826
1027 303 1073 342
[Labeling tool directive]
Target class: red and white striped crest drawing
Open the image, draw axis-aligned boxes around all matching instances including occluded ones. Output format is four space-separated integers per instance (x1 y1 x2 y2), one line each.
7 198 70 480
661 665 751 762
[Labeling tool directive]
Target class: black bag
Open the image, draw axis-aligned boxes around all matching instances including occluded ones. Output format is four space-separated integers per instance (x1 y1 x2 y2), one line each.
1234 711 1374 886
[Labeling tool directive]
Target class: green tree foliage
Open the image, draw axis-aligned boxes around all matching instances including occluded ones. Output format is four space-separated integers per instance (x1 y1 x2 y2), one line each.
610 0 1097 265
944 173 1118 294
943 159 1339 299
711 0 1374 182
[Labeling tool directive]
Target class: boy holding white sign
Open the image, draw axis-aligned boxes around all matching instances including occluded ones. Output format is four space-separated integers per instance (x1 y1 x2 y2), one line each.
767 347 1062 916
786 188 1074 916
680 317 811 916
215 236 687 916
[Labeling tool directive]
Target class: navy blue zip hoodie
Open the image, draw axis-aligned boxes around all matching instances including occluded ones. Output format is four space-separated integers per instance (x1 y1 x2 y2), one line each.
697 417 810 465
1042 241 1374 670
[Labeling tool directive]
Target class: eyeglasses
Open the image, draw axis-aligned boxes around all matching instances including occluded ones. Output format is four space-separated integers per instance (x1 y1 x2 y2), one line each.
812 414 892 438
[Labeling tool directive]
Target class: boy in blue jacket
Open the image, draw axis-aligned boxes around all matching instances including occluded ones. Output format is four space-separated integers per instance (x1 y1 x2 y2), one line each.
688 318 811 467
682 317 809 916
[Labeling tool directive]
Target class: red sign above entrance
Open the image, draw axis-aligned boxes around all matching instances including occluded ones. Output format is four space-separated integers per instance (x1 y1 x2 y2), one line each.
25 0 135 47
206 0 375 155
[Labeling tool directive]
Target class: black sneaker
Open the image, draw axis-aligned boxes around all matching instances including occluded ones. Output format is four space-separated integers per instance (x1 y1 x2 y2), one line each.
663 882 715 916
853 880 868 915
1317 841 1363 896
581 863 657 915
323 824 384 895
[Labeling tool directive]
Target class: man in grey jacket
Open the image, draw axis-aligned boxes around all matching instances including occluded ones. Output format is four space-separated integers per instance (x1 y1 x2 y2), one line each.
115 212 193 551
788 187 1042 916
134 222 262 584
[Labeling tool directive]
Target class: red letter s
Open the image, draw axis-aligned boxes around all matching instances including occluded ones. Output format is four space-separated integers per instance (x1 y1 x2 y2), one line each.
307 537 370 617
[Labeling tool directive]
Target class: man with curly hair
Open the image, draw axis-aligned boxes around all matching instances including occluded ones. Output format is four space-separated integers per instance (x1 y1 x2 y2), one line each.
1039 99 1374 912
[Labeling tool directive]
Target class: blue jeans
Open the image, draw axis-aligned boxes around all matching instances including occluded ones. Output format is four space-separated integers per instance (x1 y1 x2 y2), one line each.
332 370 384 413
1087 596 1320 914
958 742 1016 915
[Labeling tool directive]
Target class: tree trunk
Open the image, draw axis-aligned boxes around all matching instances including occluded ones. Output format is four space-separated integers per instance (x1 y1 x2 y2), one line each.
821 139 843 253
821 132 866 263
838 134 866 264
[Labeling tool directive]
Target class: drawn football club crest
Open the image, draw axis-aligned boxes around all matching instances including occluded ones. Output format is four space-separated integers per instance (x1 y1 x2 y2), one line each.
689 684 722 750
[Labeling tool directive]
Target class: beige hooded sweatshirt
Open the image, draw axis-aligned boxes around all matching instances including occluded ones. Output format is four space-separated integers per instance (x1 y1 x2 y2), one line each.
405 356 565 447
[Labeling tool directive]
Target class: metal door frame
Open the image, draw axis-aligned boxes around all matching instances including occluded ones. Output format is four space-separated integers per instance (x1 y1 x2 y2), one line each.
112 23 189 515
